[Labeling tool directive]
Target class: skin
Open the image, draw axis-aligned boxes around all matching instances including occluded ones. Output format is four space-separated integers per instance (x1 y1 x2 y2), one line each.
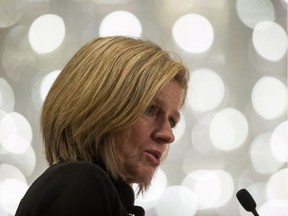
116 81 184 185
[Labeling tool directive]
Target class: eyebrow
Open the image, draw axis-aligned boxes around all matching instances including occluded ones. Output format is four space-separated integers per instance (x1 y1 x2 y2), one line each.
153 98 181 122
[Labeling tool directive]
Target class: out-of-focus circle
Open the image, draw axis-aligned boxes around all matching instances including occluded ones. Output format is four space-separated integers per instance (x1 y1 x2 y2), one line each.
0 178 28 215
155 185 198 216
0 164 26 182
182 170 219 210
0 112 32 154
182 169 234 209
155 0 194 15
29 14 65 54
0 110 7 122
270 121 288 162
252 76 287 120
0 0 24 28
265 168 288 201
172 112 186 144
0 79 15 112
99 11 142 37
195 0 227 9
1 136 30 154
281 0 288 6
172 14 214 53
209 108 248 151
236 0 275 29
0 145 36 176
211 170 234 208
258 199 288 216
253 21 288 62
250 133 284 174
0 205 9 216
135 168 167 210
40 70 61 101
186 69 225 112
2 25 37 81
92 0 130 3
191 114 217 154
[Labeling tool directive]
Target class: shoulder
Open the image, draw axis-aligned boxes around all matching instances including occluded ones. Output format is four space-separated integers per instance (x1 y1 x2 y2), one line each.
16 161 126 216
46 161 108 177
25 161 111 194
36 161 112 191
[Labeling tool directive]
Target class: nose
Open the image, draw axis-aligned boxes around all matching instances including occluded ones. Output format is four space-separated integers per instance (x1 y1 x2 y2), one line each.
153 119 175 144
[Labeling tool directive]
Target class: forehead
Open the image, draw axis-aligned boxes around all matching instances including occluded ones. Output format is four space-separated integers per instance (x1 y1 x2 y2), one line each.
153 82 184 111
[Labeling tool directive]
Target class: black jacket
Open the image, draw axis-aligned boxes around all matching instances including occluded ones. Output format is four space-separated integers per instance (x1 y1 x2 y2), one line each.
15 161 145 216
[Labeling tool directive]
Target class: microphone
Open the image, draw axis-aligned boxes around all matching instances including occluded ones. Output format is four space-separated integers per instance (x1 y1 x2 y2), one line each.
236 188 260 216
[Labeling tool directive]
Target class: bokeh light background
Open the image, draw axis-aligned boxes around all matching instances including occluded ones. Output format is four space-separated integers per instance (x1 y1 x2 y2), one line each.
0 0 287 215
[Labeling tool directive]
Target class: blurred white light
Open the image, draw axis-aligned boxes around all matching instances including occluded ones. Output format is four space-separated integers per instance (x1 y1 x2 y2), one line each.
135 168 167 210
40 70 61 101
0 164 26 182
1 136 30 154
182 170 219 210
182 169 234 209
195 0 227 9
259 200 288 216
211 170 234 208
250 133 284 174
172 112 186 144
253 21 288 62
156 0 194 15
0 206 9 216
209 108 248 151
236 0 275 29
2 25 37 81
155 185 198 216
252 76 287 120
29 14 65 54
0 110 7 122
0 0 24 28
168 112 189 159
191 114 218 154
0 178 28 215
92 0 130 3
0 146 37 176
265 168 288 201
187 69 225 112
270 121 288 162
0 78 15 112
99 11 142 37
0 112 32 154
172 14 214 53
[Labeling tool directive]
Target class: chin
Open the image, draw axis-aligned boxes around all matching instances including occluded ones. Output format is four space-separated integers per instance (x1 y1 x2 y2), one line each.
139 169 155 184
128 165 156 184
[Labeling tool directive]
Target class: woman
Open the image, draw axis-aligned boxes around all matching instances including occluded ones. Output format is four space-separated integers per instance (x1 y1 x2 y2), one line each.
15 36 189 216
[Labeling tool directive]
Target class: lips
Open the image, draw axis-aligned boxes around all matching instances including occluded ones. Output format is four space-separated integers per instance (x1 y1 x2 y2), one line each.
145 150 162 166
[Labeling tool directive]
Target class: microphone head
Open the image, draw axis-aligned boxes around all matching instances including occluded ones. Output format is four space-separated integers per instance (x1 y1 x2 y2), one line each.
236 188 257 212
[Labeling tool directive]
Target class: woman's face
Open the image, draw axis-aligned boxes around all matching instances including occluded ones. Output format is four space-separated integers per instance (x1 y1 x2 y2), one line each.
117 81 184 184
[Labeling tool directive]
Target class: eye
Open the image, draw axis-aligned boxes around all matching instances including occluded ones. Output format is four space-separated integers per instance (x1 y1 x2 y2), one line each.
169 118 176 128
145 105 157 116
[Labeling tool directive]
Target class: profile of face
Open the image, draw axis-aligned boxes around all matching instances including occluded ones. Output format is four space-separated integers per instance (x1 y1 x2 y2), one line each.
116 81 184 185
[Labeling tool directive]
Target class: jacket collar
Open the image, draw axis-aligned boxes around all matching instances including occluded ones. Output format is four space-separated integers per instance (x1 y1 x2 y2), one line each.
93 159 145 216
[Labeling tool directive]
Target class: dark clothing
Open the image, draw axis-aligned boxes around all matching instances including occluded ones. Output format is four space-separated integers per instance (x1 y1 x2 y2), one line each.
15 161 145 216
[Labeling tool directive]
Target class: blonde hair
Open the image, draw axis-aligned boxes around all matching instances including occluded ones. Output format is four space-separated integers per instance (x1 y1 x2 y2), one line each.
41 36 189 191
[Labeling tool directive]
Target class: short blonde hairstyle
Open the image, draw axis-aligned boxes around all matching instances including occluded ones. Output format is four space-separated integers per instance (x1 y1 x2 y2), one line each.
41 36 189 190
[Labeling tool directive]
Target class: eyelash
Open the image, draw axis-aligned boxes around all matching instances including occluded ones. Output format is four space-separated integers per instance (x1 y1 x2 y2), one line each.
145 105 157 116
169 118 176 128
145 105 177 128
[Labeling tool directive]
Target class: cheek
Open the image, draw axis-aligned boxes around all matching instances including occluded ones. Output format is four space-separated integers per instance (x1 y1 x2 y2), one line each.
116 119 148 155
116 128 140 155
